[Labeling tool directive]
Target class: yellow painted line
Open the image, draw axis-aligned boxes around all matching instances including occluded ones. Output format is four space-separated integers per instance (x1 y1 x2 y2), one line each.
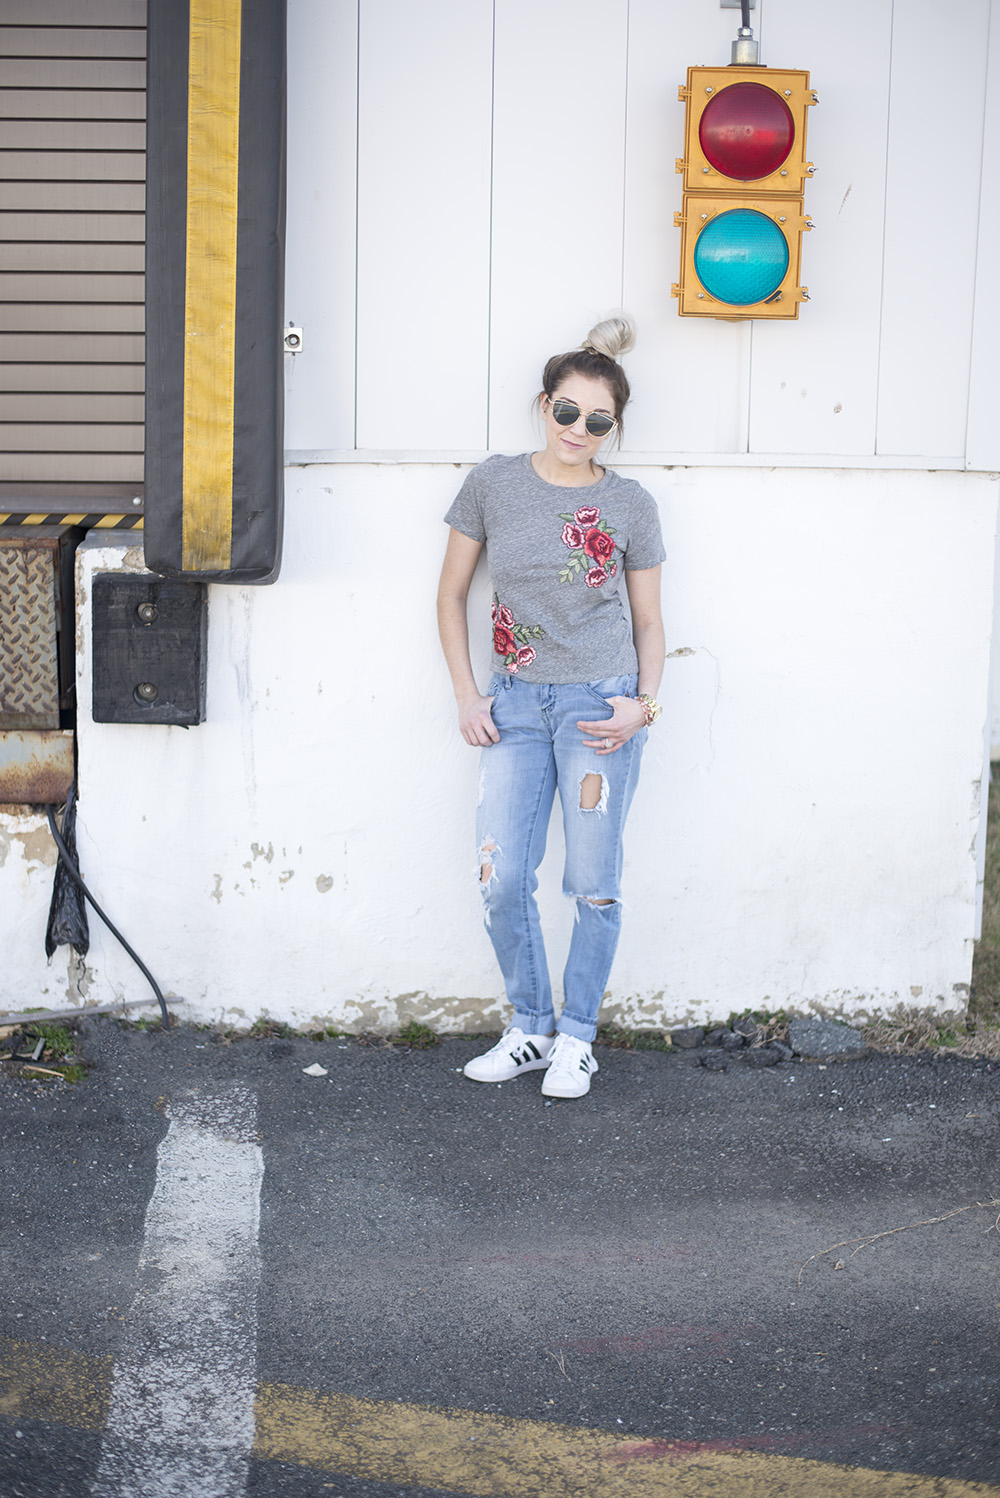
253 1383 1000 1498
2 1336 998 1498
0 1337 113 1433
182 0 241 572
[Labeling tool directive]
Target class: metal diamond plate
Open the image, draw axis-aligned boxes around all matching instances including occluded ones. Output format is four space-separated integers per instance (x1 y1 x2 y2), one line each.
0 539 59 729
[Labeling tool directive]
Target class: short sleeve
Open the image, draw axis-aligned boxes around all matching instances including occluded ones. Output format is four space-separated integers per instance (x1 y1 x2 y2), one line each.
623 484 666 570
444 465 486 543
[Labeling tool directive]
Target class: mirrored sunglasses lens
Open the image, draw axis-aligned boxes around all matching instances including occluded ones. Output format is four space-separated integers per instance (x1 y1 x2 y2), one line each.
551 399 579 426
585 414 616 437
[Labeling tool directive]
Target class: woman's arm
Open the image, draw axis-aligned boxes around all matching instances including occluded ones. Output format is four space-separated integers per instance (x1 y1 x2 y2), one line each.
436 527 501 746
626 564 665 700
577 566 665 755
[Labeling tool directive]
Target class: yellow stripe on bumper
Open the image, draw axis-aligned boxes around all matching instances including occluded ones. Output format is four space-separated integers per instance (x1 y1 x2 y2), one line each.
182 0 242 572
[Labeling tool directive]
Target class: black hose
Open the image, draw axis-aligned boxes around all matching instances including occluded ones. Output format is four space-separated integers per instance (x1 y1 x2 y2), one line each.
46 804 171 1030
741 0 751 30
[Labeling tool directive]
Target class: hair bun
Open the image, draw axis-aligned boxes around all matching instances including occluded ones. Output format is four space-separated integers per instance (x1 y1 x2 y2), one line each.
582 311 637 363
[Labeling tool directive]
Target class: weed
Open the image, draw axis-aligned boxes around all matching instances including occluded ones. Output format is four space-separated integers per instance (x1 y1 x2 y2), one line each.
596 1024 672 1051
26 1023 74 1054
9 1021 87 1084
396 1019 440 1049
249 1018 295 1039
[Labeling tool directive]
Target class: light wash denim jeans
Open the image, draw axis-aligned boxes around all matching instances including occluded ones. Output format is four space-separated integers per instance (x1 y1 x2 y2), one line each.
476 672 646 1043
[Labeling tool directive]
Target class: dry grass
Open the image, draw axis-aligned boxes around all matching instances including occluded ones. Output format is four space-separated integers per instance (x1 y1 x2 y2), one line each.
860 1009 1000 1061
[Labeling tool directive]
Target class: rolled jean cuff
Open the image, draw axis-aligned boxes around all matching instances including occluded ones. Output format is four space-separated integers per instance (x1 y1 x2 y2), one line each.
556 1013 599 1044
513 1006 556 1037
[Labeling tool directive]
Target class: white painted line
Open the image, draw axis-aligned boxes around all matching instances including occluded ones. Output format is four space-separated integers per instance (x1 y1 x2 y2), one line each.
91 1087 264 1498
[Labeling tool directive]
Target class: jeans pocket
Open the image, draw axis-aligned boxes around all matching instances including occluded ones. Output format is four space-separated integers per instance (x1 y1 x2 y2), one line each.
580 675 631 708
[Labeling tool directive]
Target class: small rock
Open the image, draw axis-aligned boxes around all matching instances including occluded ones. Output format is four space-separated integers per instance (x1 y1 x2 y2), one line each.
302 1062 328 1077
701 1052 728 1071
771 1041 795 1062
670 1026 705 1050
745 1044 781 1067
719 1029 745 1051
732 1015 758 1038
704 1028 728 1047
788 1018 867 1061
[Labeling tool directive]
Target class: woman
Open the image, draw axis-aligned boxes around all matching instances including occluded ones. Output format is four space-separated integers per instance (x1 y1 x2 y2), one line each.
437 314 665 1099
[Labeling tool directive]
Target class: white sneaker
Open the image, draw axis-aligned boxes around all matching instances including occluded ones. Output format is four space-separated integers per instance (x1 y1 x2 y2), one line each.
540 1034 598 1098
463 1027 555 1083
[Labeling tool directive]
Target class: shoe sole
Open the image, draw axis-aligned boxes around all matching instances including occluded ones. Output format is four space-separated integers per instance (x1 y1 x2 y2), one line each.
463 1057 552 1083
540 1075 593 1098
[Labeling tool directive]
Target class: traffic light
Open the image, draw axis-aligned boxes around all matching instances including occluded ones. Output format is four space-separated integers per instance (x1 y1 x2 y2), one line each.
673 66 817 320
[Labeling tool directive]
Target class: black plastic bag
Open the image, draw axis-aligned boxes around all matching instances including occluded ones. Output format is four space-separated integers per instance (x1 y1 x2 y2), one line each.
45 782 90 958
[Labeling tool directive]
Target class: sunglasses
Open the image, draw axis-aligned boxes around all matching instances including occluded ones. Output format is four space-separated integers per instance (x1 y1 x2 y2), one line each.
547 397 618 439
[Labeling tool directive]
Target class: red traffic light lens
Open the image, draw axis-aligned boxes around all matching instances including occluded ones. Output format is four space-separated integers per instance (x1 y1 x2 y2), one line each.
699 82 794 181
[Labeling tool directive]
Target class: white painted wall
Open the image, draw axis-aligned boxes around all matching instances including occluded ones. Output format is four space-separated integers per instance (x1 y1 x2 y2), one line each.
284 0 1000 470
38 465 992 1030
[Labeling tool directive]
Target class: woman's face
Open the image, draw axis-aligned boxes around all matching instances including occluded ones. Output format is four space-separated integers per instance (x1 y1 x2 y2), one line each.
540 373 618 474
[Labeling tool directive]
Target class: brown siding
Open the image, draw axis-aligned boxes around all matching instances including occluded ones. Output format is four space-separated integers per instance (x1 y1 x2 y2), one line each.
0 3 146 509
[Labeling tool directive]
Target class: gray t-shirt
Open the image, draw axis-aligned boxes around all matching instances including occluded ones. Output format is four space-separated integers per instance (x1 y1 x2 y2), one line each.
444 452 665 684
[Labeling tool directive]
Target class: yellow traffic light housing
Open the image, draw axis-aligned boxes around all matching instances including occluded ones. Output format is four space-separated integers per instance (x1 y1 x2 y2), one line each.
673 65 817 321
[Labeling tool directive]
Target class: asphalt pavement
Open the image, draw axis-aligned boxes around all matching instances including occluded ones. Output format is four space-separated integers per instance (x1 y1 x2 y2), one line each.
1 1018 999 1498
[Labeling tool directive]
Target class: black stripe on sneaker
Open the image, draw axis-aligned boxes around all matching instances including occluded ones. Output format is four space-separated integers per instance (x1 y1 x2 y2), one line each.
526 1041 541 1061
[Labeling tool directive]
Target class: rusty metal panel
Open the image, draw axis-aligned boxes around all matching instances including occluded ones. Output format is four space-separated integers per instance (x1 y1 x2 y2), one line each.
0 534 60 730
0 729 74 804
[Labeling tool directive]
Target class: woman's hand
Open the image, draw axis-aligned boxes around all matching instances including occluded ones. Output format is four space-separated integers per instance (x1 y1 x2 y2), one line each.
458 692 500 747
577 695 647 755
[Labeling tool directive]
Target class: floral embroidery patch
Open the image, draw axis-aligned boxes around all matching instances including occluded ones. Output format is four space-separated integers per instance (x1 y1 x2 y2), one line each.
557 505 618 587
492 595 544 673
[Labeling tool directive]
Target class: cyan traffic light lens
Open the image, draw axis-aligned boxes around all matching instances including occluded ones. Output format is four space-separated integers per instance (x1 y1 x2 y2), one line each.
699 82 795 181
693 209 789 305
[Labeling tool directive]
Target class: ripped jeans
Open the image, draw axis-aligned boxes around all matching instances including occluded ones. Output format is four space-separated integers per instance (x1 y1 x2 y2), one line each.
476 673 646 1043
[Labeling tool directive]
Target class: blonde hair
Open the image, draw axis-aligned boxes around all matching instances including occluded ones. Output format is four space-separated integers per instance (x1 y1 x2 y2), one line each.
581 311 637 363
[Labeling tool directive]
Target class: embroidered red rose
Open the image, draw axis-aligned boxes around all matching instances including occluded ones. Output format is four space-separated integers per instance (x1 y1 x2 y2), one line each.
583 527 615 564
561 522 585 549
609 561 618 577
490 600 498 622
491 593 543 669
493 623 516 656
574 505 601 526
585 567 608 588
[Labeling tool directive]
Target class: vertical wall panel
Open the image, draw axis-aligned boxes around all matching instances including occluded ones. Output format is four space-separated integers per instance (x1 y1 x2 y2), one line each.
747 0 892 456
966 0 1000 471
623 0 752 454
283 0 358 453
488 0 628 454
876 0 989 457
354 0 493 451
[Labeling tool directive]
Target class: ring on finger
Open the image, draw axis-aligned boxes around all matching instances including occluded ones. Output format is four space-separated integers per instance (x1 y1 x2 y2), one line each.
603 736 613 749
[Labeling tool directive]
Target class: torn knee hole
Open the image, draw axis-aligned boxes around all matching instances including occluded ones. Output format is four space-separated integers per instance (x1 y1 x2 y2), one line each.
478 840 498 884
585 897 615 906
579 772 605 811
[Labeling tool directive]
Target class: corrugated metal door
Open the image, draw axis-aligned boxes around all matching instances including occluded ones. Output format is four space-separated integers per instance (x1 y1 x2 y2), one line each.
0 0 145 515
